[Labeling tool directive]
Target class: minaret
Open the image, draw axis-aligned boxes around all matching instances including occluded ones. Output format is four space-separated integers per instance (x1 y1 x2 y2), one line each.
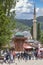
33 3 37 40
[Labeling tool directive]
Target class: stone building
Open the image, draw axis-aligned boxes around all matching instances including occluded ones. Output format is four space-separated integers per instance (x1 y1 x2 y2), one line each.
12 32 27 52
12 31 32 52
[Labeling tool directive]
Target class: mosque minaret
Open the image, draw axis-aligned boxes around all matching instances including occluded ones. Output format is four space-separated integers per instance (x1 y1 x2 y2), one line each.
33 4 37 40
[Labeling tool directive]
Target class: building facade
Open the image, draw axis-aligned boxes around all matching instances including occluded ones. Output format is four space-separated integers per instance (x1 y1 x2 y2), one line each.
12 32 27 51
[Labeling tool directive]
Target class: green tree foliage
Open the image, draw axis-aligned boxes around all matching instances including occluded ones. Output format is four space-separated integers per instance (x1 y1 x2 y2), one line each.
40 32 43 44
0 10 11 48
0 0 16 48
15 21 30 31
0 0 16 16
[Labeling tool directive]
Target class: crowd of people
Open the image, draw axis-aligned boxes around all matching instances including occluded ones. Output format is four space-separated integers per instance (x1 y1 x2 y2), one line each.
0 48 43 63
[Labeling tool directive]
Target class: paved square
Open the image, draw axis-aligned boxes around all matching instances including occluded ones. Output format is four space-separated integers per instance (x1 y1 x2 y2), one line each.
0 59 43 65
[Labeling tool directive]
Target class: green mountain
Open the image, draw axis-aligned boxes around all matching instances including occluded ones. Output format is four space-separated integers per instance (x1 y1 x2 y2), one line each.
16 16 43 30
15 21 30 31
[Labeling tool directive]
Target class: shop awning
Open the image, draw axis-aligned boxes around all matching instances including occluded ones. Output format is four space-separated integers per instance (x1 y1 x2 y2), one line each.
23 43 32 49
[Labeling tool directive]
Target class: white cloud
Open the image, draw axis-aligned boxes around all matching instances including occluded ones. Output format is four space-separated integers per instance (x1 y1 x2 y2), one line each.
16 0 23 8
36 8 43 17
15 0 32 13
36 8 39 13
15 0 43 19
27 3 32 7
40 8 43 13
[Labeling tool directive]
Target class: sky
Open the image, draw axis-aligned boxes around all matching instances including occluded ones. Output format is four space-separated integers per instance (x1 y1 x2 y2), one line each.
10 0 43 19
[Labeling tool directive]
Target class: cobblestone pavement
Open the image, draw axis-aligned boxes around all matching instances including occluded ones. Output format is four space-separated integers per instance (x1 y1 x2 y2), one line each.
0 59 43 65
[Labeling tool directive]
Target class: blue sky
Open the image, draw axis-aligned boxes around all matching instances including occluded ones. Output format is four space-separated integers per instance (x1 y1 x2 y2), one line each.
34 0 43 8
29 0 43 7
10 0 43 19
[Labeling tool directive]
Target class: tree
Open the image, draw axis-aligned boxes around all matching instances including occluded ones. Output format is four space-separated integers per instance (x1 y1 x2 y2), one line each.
0 0 16 16
0 0 16 48
0 10 11 48
40 32 43 44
